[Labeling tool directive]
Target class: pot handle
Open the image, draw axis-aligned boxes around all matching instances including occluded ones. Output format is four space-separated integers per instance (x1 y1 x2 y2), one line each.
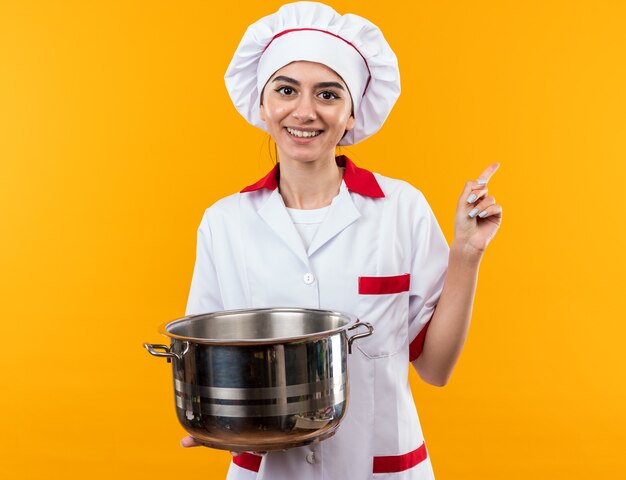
144 343 181 363
347 322 374 354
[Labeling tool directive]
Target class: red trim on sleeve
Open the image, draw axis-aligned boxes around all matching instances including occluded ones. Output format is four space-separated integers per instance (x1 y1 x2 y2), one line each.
232 452 262 472
358 273 410 295
409 319 431 362
373 442 428 474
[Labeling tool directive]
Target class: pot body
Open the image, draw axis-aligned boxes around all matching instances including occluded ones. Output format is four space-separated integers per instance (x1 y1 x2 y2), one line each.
145 308 372 452
171 334 346 451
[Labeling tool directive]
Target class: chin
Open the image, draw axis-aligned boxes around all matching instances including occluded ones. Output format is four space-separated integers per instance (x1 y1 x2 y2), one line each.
277 147 330 164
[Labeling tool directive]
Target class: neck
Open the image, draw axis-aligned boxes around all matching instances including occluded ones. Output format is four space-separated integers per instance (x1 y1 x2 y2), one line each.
277 153 344 209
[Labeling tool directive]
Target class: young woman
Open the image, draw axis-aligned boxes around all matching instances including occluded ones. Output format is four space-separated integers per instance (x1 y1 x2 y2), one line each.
181 3 502 479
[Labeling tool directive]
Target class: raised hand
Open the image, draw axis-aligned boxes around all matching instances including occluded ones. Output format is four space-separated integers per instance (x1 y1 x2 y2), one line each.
453 163 502 256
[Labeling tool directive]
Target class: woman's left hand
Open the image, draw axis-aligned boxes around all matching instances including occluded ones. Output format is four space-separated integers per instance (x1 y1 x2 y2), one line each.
453 163 503 257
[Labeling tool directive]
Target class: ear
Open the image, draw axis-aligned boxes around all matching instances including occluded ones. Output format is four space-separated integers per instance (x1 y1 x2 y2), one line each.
259 102 266 123
345 114 355 132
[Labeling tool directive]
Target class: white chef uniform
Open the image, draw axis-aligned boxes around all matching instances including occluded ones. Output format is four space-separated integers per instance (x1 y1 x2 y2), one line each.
185 155 449 479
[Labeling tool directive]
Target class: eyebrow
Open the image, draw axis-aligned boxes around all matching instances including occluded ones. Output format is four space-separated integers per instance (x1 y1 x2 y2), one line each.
271 75 345 90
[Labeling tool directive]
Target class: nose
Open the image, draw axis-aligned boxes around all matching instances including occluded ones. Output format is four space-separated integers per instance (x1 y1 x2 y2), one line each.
291 94 316 122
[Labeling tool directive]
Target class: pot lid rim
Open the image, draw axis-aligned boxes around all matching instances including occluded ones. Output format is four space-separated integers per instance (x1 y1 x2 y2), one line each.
157 307 360 345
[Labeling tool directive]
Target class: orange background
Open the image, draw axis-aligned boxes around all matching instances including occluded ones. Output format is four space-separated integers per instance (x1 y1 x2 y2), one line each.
1 1 625 478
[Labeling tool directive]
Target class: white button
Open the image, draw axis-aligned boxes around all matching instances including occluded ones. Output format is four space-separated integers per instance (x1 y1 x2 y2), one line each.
303 273 315 285
306 451 316 464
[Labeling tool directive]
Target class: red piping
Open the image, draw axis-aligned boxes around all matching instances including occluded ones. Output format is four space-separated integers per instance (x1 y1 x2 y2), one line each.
262 28 372 97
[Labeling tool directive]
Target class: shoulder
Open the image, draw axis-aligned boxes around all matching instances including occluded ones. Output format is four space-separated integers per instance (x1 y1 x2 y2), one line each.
200 188 272 226
371 172 448 252
368 171 442 235
206 191 240 213
197 191 242 228
372 171 430 207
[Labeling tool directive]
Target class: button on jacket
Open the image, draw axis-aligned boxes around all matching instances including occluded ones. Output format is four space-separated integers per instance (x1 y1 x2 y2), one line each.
185 156 449 479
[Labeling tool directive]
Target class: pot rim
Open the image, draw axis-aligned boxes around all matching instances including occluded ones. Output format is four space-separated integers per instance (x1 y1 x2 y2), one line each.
158 307 360 345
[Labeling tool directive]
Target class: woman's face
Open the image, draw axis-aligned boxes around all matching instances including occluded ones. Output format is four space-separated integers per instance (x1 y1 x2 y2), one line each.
259 61 355 164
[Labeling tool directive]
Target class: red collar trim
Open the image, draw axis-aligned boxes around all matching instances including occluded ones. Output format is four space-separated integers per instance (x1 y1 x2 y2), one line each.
240 155 384 198
240 164 279 192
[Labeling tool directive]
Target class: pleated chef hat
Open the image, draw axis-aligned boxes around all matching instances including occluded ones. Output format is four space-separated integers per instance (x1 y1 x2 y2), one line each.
224 1 401 145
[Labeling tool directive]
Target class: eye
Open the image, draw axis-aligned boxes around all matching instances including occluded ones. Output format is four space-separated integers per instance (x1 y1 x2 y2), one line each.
319 91 340 100
275 86 295 96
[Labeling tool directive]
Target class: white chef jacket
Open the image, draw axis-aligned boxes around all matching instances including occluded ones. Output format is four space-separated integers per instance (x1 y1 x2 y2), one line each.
185 155 449 480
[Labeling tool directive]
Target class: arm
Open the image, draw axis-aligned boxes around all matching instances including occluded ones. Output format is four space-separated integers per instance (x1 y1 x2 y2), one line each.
413 164 502 386
413 243 481 386
185 208 224 316
181 209 225 448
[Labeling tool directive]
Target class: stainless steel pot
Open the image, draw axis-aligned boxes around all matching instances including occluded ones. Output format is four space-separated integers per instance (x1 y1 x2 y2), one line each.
144 307 373 452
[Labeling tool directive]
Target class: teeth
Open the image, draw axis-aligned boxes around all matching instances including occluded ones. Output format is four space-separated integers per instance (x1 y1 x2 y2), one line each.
287 127 322 138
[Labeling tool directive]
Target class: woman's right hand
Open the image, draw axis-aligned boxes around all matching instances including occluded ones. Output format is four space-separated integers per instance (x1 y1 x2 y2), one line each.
180 436 267 456
180 435 202 448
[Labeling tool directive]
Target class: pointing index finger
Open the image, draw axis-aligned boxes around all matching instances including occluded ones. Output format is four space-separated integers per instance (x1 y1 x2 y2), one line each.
477 163 500 184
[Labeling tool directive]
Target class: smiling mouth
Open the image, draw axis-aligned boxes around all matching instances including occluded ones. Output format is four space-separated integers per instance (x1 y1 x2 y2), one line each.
285 127 323 138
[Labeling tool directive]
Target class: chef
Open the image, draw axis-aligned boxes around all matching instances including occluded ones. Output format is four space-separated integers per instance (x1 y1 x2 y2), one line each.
181 2 502 479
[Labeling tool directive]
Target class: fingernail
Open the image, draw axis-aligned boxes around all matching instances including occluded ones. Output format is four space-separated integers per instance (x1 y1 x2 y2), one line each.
479 210 488 218
468 208 479 218
466 194 477 203
477 179 488 185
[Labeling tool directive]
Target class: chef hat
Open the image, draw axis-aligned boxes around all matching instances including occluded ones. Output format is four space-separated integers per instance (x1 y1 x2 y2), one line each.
224 1 401 145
